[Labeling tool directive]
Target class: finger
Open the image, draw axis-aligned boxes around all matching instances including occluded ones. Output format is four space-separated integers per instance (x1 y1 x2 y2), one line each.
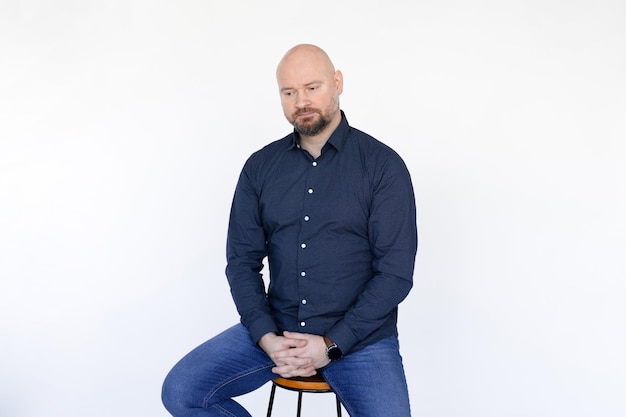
272 364 311 376
272 346 307 359
279 365 317 378
282 338 307 349
271 353 312 367
282 331 308 340
273 365 317 378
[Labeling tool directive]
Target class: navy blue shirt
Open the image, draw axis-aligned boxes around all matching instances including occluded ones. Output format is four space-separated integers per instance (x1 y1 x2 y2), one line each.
226 112 417 355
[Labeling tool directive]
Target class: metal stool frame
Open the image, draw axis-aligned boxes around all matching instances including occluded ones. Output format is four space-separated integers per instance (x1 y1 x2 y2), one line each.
266 375 342 417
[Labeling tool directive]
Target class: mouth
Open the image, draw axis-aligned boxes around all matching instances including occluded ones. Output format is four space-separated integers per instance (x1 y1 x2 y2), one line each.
294 110 318 121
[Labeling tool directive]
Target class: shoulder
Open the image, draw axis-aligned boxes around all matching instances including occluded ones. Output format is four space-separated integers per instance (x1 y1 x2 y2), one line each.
347 126 409 172
236 133 296 190
244 134 293 169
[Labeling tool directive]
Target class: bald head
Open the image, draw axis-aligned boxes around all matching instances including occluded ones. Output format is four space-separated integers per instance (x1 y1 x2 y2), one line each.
276 44 336 81
275 44 343 140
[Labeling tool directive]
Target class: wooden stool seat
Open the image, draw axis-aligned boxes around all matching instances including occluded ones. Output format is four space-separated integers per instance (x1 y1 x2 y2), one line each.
273 374 332 392
266 374 342 416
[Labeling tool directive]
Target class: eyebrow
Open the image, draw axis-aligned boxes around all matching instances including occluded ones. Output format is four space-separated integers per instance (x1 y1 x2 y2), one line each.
280 80 323 93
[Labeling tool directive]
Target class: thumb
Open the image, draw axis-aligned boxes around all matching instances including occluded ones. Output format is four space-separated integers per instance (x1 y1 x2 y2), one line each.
283 331 307 340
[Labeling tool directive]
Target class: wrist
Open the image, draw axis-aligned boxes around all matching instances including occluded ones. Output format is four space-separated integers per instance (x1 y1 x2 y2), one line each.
323 335 333 347
258 332 278 349
323 335 343 361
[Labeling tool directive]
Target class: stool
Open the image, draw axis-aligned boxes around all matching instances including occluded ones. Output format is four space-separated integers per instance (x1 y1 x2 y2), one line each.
266 374 342 417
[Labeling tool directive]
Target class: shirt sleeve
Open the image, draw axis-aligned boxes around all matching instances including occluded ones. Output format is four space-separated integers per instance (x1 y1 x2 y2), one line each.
225 158 279 343
326 152 418 354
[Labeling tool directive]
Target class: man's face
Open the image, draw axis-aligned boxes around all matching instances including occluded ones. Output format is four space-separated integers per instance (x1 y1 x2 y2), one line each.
276 54 342 137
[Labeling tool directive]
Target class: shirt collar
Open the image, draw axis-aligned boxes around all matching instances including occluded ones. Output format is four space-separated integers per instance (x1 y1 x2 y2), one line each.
288 110 350 152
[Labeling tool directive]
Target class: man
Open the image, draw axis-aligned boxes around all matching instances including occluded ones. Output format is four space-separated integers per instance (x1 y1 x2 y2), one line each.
162 44 417 417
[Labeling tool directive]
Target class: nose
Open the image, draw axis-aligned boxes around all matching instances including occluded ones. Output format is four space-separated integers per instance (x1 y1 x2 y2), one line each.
294 90 310 109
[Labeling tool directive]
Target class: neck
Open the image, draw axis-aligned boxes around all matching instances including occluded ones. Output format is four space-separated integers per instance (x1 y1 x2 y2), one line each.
298 112 342 159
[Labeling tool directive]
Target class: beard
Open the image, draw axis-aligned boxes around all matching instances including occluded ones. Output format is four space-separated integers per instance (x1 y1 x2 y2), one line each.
291 93 340 137
293 109 331 137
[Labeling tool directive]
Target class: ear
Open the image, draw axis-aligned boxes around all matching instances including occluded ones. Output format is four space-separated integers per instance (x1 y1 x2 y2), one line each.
334 70 344 94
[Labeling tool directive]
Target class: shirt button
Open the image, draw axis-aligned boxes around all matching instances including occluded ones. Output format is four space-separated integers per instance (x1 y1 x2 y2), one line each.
300 321 306 327
300 271 306 277
301 299 307 304
304 215 310 221
307 188 314 194
301 243 307 249
312 161 318 167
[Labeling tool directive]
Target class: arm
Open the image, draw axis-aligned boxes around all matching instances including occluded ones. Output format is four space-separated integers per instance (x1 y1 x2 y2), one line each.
225 161 279 343
327 154 418 354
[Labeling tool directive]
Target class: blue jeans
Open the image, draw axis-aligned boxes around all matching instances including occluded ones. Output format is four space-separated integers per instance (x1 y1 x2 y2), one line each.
162 324 411 417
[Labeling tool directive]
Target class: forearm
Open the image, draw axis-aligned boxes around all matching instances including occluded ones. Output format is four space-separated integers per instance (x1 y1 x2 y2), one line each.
226 264 279 343
326 271 413 354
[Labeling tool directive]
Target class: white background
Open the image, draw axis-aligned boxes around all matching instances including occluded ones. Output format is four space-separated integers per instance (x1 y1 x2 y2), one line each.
1 1 625 416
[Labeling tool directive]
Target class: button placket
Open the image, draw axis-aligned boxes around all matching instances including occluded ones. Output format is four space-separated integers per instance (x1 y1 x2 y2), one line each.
296 158 320 331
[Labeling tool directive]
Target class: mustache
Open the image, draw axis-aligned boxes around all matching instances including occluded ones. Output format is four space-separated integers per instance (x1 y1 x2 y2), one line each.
293 108 321 117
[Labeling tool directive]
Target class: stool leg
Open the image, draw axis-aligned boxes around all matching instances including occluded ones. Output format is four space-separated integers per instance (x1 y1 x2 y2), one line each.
296 391 303 417
335 395 342 416
266 383 277 417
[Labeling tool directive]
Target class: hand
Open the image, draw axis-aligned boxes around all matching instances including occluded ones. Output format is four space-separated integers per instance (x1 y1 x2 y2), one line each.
278 331 331 371
258 332 316 378
258 331 331 378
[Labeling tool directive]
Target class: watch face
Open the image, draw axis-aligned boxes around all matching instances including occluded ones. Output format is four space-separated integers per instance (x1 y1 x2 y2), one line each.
327 344 343 360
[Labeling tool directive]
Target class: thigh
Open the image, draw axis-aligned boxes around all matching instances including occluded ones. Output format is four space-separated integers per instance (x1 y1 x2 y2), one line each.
321 336 411 417
162 324 276 410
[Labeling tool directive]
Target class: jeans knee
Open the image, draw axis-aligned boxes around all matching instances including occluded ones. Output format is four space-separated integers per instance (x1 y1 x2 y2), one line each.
161 371 189 416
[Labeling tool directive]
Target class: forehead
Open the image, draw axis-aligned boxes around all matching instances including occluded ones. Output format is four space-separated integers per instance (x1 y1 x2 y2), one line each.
277 67 325 89
276 51 333 88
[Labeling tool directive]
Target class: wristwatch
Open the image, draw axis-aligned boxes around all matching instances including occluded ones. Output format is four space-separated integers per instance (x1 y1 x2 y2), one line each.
323 336 343 361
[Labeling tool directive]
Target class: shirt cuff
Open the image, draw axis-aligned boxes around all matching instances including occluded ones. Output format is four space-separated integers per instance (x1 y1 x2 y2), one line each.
326 321 359 356
246 316 280 345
